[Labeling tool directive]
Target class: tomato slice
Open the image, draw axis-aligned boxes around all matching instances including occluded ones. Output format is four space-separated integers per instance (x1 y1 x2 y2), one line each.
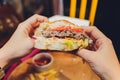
51 26 83 32
52 26 66 31
71 27 83 32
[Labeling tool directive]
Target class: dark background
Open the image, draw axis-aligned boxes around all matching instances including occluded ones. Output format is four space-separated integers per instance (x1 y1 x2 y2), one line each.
95 0 120 60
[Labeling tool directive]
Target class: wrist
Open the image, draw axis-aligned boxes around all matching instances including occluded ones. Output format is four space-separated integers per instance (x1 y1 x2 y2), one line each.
102 64 120 80
0 47 14 69
110 65 120 80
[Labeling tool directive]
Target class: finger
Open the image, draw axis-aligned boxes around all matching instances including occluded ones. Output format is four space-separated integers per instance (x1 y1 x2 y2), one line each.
95 37 112 51
18 14 48 33
23 14 48 27
93 38 105 51
83 27 107 40
77 49 95 61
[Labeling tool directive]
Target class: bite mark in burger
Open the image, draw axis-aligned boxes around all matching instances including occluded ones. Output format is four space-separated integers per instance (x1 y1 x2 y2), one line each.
34 20 93 51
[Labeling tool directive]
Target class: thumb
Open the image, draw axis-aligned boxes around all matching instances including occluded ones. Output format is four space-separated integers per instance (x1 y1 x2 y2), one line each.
77 49 95 61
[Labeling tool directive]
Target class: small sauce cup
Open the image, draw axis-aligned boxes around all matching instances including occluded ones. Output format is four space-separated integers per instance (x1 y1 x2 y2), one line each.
32 52 53 72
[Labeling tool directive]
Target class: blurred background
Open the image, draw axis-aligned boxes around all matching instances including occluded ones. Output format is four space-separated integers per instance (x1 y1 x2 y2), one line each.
0 0 120 60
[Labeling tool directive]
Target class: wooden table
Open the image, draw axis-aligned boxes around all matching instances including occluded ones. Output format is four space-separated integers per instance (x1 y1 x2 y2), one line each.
8 52 100 80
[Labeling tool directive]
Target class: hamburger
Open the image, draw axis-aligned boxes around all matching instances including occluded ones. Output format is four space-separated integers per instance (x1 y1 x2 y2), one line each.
33 20 93 51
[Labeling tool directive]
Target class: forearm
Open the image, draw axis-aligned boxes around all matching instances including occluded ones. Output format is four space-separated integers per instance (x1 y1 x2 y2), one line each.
0 47 14 69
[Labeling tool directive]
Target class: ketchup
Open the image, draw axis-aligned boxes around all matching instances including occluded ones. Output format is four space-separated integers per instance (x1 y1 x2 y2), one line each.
34 56 51 66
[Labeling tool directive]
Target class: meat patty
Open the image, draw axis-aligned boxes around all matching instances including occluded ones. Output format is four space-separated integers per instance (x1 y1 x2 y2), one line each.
41 30 86 40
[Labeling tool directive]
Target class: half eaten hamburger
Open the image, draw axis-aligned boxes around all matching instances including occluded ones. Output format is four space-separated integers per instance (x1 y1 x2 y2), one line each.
34 20 93 51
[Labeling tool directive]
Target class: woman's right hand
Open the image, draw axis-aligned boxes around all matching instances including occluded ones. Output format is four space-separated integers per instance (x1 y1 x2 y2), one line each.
77 27 120 80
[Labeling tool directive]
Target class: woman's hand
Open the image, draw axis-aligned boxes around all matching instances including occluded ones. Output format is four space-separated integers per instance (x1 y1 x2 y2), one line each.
0 14 48 68
77 27 120 80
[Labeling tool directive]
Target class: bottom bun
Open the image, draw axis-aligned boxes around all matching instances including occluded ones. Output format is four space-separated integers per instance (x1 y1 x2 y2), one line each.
34 37 89 51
